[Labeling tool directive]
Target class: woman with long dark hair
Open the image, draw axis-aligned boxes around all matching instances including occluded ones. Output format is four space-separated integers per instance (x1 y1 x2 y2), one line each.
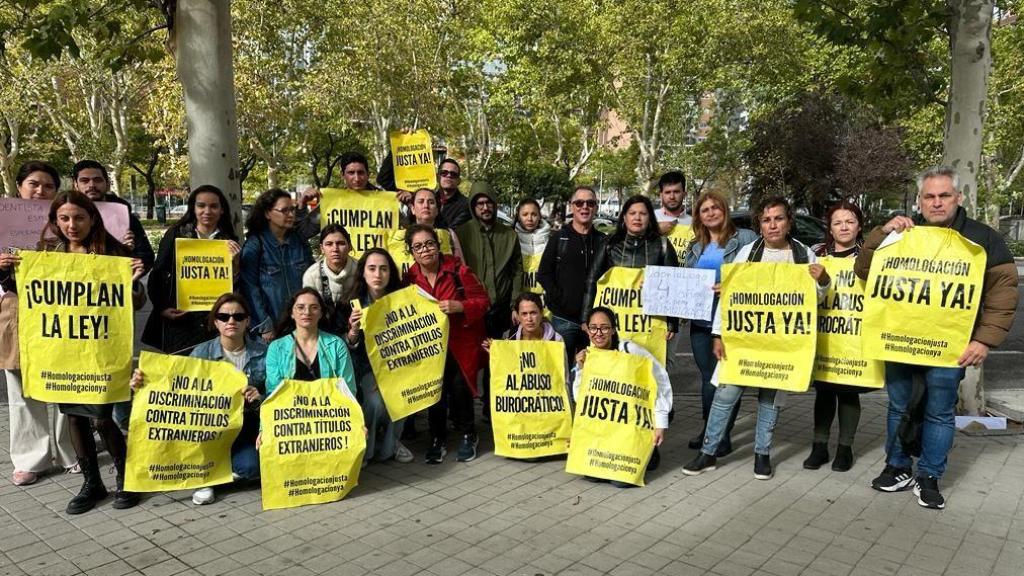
241 189 314 342
803 200 868 472
1 161 76 486
142 185 240 354
303 223 358 335
45 192 146 513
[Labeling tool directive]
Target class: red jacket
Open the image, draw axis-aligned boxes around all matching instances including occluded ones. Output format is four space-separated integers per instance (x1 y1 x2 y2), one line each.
405 255 490 395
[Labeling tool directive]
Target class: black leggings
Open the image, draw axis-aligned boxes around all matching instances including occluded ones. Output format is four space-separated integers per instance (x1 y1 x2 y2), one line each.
428 355 475 441
812 386 861 446
67 414 127 465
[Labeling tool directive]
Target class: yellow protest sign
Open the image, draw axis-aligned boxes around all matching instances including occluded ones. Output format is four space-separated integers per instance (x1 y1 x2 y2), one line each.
522 253 544 294
592 267 667 365
863 227 986 367
390 129 438 191
174 239 232 312
364 286 449 420
489 340 571 459
665 224 694 261
719 262 818 392
18 251 134 403
566 348 656 486
813 257 884 388
387 227 453 278
320 188 401 258
125 351 245 492
259 378 365 510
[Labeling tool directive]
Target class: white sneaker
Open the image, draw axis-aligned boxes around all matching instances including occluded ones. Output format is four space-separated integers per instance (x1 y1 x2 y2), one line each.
395 442 414 463
192 487 215 505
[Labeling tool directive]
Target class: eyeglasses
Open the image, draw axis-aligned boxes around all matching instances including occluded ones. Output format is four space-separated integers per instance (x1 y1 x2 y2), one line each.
474 200 495 208
294 304 321 313
215 312 249 322
439 170 461 178
587 325 613 335
410 240 439 253
272 207 297 215
572 200 597 208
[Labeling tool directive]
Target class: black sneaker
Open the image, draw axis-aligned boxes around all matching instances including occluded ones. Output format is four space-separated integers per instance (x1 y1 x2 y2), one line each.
803 442 830 470
682 453 717 476
455 434 478 462
914 476 945 509
754 454 773 480
871 465 915 492
425 438 446 464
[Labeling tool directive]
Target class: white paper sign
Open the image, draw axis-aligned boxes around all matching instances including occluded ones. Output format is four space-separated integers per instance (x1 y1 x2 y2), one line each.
641 266 716 321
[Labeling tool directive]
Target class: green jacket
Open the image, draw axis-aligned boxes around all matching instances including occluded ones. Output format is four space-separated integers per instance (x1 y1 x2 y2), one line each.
456 219 523 307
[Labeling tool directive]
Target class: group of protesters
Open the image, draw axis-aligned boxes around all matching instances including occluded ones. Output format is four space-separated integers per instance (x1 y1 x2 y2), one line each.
0 154 1017 515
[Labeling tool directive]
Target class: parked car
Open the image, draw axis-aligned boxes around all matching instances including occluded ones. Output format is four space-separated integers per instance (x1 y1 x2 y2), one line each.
730 210 827 247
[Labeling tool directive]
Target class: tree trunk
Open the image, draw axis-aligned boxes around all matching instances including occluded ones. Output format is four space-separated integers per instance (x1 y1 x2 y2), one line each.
943 0 994 416
174 0 243 236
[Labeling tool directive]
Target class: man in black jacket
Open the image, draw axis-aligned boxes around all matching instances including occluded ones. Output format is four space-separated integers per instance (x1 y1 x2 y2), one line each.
434 158 472 229
537 185 606 365
72 160 155 273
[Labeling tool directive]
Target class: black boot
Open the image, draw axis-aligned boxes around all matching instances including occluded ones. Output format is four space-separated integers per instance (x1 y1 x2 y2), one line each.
66 457 107 515
111 456 139 510
802 442 830 470
831 444 854 472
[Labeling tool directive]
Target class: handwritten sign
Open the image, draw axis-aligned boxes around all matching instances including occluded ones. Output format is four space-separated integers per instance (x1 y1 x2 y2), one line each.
0 199 130 250
641 266 716 321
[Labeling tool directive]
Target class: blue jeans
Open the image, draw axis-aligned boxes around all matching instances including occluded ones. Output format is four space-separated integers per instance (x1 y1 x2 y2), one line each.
358 369 401 462
702 384 781 456
884 362 965 479
690 325 740 447
232 412 260 479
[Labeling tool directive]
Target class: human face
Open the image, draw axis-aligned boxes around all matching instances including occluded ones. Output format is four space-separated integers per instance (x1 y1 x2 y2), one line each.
409 231 440 269
570 189 597 227
919 175 961 225
473 196 496 225
586 312 615 350
829 209 860 249
73 168 108 201
214 301 249 339
438 162 461 191
18 171 58 200
291 293 323 330
413 190 439 224
321 232 351 270
660 182 685 214
624 202 650 236
759 205 791 247
363 253 392 295
516 300 542 336
698 198 725 231
518 203 540 232
267 197 296 231
342 162 369 190
194 192 223 232
55 203 93 247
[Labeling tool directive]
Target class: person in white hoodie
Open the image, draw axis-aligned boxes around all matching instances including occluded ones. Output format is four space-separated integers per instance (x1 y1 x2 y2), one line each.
515 197 551 256
572 306 673 487
302 224 358 335
683 196 830 481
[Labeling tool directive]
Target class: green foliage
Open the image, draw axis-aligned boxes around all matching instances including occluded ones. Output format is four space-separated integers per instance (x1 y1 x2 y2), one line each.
483 161 575 206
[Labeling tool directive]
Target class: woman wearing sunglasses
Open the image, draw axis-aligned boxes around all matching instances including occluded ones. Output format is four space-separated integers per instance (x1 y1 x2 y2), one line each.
241 189 314 343
131 293 266 505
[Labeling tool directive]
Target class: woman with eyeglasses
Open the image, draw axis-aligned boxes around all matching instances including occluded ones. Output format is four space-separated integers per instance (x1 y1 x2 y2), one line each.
403 224 490 464
682 191 758 456
142 185 241 354
1 161 77 487
683 196 830 481
345 248 414 464
241 189 314 342
573 306 672 487
131 293 266 505
302 223 358 335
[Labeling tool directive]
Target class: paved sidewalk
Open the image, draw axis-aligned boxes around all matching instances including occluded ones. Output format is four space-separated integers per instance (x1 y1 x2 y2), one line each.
1 392 1022 576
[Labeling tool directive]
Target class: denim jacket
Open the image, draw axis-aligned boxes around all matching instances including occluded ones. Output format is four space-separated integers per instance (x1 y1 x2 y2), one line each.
240 229 314 334
682 228 758 268
189 336 268 397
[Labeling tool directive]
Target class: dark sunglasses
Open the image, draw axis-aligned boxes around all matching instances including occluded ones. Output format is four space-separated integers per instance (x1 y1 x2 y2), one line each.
215 312 249 322
572 200 597 208
439 169 461 178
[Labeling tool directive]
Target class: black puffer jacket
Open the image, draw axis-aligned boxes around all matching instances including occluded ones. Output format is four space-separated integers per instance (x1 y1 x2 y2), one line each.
583 234 680 332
